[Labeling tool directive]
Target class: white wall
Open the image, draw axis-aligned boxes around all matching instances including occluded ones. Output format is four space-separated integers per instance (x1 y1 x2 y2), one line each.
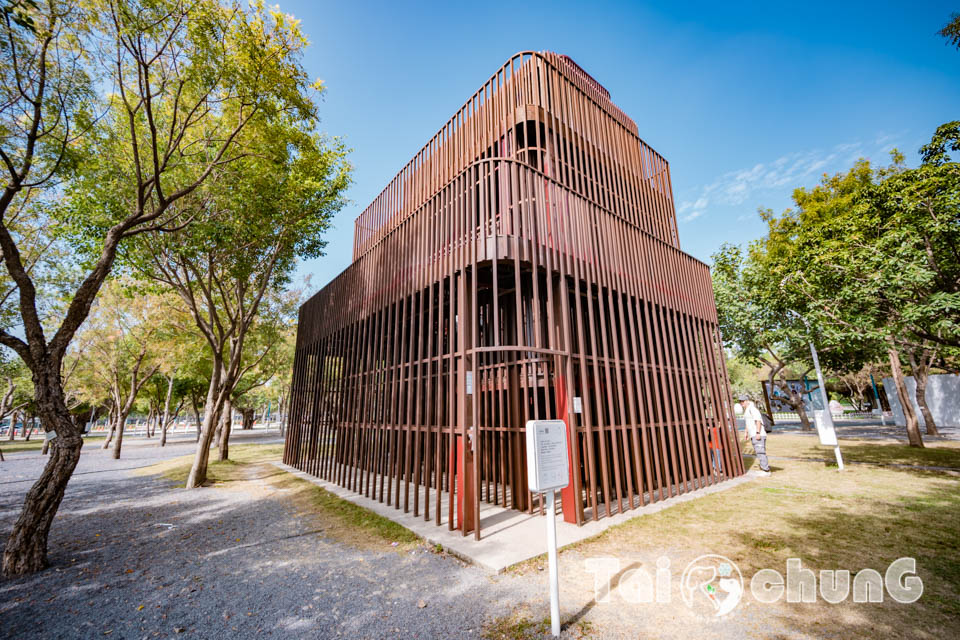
882 374 960 428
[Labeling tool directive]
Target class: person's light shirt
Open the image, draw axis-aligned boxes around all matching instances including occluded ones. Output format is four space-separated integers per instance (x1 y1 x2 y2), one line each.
743 403 766 439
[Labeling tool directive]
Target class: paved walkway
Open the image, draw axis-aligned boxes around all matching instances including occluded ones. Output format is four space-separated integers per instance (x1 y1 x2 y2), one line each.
738 418 960 441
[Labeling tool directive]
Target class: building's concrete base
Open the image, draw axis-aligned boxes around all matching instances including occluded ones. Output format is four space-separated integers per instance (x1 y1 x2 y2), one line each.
273 461 759 573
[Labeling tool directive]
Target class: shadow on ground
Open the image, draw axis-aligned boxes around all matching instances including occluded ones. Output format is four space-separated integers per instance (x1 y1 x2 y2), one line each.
0 460 528 639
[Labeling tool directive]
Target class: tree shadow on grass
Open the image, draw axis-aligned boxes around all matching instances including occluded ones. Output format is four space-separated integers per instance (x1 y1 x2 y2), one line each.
826 443 960 470
731 475 960 640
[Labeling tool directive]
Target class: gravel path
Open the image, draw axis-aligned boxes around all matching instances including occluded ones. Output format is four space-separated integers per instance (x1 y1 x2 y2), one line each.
0 439 541 639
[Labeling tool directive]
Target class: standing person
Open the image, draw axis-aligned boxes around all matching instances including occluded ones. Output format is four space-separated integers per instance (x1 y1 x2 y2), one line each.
742 397 771 476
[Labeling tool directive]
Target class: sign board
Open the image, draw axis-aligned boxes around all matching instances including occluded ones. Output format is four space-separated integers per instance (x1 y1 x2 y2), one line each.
762 380 825 413
572 397 583 414
525 419 570 492
465 371 473 395
813 410 838 446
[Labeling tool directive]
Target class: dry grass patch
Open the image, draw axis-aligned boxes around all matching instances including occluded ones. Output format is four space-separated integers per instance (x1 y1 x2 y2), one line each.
273 473 420 550
547 455 960 639
133 443 285 486
483 607 596 639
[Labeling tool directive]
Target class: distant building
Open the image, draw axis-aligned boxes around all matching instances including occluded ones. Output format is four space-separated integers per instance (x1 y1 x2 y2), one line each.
284 52 744 537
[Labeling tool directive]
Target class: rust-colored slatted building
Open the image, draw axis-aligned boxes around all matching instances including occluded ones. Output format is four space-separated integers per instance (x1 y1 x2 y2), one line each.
284 52 744 539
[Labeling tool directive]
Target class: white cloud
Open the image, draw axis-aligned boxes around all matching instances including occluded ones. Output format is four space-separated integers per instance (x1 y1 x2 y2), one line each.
678 196 709 222
677 132 904 224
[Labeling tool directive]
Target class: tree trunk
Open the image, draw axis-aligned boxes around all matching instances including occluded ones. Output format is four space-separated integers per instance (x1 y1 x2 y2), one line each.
160 374 175 447
915 379 938 436
85 406 97 435
8 410 17 441
112 411 129 460
218 398 232 462
2 367 84 576
794 396 812 430
277 391 285 434
185 365 225 489
888 345 924 448
102 405 117 449
24 417 35 441
776 376 813 430
908 349 939 436
101 421 114 448
241 407 254 430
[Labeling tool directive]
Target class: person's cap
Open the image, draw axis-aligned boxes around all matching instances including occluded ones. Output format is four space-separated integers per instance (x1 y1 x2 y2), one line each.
738 394 748 402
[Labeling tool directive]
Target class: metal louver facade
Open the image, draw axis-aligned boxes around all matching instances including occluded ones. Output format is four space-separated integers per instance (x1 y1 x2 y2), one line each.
284 51 744 539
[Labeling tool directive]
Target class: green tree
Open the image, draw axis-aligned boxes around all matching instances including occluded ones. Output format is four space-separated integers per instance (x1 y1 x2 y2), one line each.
70 279 174 459
224 287 298 452
712 243 827 429
723 353 765 403
769 124 960 447
128 113 349 487
1 0 322 575
0 355 31 455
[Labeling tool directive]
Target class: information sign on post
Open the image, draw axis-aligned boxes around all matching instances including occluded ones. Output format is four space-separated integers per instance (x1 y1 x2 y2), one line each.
526 419 570 492
526 419 569 637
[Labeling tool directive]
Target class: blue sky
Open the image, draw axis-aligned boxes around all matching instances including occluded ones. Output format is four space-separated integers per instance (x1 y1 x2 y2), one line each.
283 0 960 290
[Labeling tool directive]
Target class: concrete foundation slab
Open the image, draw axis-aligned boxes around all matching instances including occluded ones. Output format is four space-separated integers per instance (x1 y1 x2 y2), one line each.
272 461 758 573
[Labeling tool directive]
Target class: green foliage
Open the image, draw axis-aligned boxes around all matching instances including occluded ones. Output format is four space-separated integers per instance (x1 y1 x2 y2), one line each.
0 0 94 192
772 125 960 353
55 0 327 259
710 242 811 367
714 121 960 428
939 12 960 50
724 354 766 400
1 1 40 33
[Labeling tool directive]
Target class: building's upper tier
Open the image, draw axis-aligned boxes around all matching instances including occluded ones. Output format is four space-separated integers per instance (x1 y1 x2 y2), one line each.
352 51 679 259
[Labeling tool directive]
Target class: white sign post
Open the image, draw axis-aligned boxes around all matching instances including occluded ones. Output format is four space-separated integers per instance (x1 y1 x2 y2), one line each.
526 419 570 638
809 342 844 470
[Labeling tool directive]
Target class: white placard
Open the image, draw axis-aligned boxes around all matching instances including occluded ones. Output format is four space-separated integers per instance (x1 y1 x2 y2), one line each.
465 371 473 395
813 410 838 446
525 419 570 492
572 397 582 414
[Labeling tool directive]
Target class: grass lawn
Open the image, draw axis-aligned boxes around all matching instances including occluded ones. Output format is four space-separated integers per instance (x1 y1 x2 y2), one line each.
136 443 420 550
493 437 960 639
0 435 105 454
